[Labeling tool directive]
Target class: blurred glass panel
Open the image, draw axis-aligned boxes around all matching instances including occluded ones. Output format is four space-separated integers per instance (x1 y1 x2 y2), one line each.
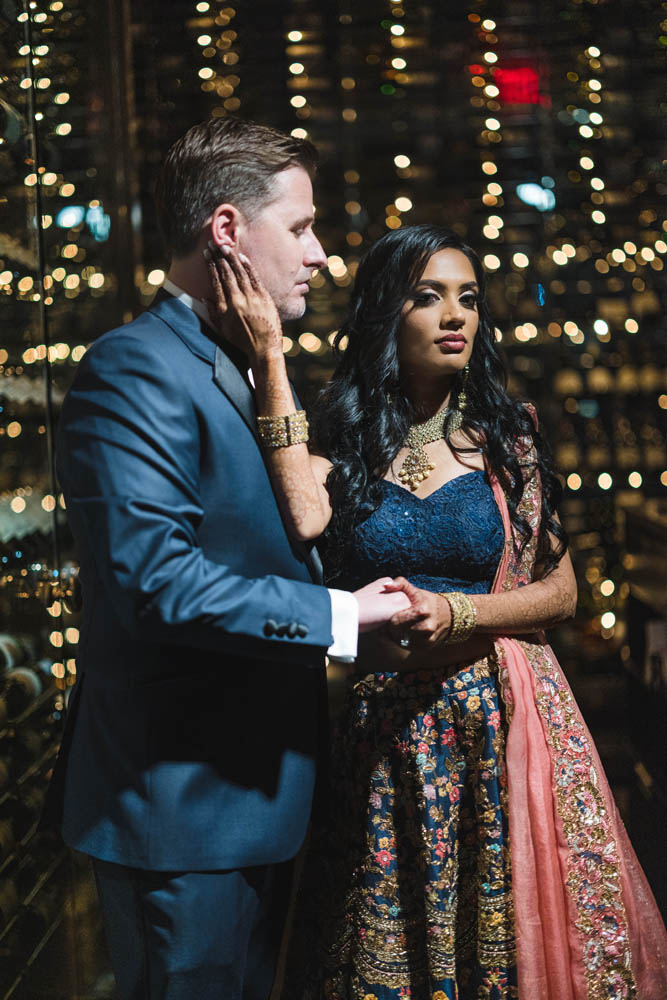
0 0 141 993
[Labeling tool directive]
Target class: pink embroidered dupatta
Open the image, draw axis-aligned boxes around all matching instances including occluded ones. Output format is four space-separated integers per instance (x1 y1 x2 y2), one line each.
486 449 667 999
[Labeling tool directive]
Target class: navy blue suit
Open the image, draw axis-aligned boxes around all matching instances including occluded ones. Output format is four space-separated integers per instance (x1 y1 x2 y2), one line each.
52 291 334 996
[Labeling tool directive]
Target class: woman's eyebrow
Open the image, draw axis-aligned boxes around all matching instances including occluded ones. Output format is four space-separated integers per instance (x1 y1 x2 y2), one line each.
415 279 479 291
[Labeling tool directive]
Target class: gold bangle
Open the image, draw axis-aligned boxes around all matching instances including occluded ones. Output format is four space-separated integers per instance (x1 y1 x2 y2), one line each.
257 411 309 448
438 591 477 644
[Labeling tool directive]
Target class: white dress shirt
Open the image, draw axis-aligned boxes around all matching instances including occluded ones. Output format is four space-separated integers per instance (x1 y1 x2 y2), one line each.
161 278 358 661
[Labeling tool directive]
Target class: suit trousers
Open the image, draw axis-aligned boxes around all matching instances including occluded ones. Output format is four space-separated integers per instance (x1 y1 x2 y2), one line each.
92 857 294 1000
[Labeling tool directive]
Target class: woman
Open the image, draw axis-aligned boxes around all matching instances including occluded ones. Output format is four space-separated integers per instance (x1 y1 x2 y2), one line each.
205 225 667 1000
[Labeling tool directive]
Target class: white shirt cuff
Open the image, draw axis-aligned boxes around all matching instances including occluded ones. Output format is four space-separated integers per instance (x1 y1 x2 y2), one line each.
327 589 358 662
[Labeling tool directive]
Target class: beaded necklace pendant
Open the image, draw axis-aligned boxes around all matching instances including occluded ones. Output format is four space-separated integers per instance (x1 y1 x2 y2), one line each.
397 410 447 490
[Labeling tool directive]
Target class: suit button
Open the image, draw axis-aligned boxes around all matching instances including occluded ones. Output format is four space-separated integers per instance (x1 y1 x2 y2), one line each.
264 619 278 637
287 622 299 638
296 624 308 638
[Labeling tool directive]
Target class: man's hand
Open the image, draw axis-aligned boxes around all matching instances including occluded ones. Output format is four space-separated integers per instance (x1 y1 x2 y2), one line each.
384 577 453 648
204 243 283 365
354 577 412 633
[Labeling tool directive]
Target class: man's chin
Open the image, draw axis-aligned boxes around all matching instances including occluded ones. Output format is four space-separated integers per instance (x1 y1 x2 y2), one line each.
278 295 307 322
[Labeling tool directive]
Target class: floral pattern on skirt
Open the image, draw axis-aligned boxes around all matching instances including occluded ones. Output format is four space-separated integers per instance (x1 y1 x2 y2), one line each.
283 656 518 1000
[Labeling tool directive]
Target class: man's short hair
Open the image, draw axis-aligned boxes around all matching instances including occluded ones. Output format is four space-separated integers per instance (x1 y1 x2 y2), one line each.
154 116 318 258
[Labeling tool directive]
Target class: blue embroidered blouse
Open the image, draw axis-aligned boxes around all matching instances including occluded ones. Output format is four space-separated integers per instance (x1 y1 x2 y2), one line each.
345 468 504 595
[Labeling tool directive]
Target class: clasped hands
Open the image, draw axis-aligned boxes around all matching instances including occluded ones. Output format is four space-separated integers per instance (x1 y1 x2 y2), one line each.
354 577 452 649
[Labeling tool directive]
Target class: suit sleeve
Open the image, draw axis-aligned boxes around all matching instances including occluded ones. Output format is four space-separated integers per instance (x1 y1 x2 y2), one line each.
57 332 333 660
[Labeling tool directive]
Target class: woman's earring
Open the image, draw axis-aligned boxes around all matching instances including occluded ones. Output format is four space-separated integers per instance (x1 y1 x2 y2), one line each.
446 362 469 437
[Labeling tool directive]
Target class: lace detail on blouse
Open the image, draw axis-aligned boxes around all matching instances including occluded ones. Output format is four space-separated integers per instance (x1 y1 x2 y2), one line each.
345 469 504 595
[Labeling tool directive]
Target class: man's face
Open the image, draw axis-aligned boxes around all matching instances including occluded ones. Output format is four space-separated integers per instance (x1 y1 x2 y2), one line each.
239 166 327 321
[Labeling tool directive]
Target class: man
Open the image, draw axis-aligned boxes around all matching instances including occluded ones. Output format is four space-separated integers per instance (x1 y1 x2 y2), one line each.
52 117 407 999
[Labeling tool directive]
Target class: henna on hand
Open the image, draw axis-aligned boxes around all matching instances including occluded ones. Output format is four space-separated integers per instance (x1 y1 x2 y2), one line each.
383 552 577 646
203 245 331 542
384 578 452 648
203 243 283 362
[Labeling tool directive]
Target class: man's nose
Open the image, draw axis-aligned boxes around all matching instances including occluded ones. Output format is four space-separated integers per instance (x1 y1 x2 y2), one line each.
304 232 327 271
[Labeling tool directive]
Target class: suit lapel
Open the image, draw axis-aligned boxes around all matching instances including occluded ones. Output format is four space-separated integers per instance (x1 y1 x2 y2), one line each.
213 346 259 444
149 290 260 442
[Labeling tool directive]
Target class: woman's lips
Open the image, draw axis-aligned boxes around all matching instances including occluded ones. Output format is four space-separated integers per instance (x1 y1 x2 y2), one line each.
436 336 466 353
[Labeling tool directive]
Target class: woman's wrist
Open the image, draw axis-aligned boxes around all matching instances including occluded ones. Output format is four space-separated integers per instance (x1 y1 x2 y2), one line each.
251 345 287 374
257 411 309 448
438 591 478 644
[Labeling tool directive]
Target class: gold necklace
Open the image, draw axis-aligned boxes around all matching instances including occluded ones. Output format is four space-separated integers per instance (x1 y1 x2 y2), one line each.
397 410 449 490
395 364 469 490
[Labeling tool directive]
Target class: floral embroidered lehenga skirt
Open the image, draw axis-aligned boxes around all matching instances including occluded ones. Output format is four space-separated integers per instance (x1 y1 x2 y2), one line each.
282 439 667 999
283 654 518 999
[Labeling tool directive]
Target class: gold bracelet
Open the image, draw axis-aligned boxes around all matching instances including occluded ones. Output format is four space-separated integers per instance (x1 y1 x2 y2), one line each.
257 410 309 448
438 591 477 644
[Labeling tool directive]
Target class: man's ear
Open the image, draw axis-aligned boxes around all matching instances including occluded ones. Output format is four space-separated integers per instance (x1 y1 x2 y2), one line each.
209 203 242 248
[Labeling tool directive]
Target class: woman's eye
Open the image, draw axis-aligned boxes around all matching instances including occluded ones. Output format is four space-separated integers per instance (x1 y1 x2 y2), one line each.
460 294 478 308
413 292 439 306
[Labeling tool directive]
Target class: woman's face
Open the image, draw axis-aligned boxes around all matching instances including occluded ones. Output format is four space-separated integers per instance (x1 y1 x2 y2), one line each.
397 248 480 379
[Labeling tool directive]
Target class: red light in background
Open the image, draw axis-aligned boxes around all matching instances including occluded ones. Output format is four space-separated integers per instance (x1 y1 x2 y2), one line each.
467 64 485 75
495 66 540 104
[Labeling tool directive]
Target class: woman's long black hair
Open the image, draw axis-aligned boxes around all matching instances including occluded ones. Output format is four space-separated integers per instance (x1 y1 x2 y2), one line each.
312 224 567 582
